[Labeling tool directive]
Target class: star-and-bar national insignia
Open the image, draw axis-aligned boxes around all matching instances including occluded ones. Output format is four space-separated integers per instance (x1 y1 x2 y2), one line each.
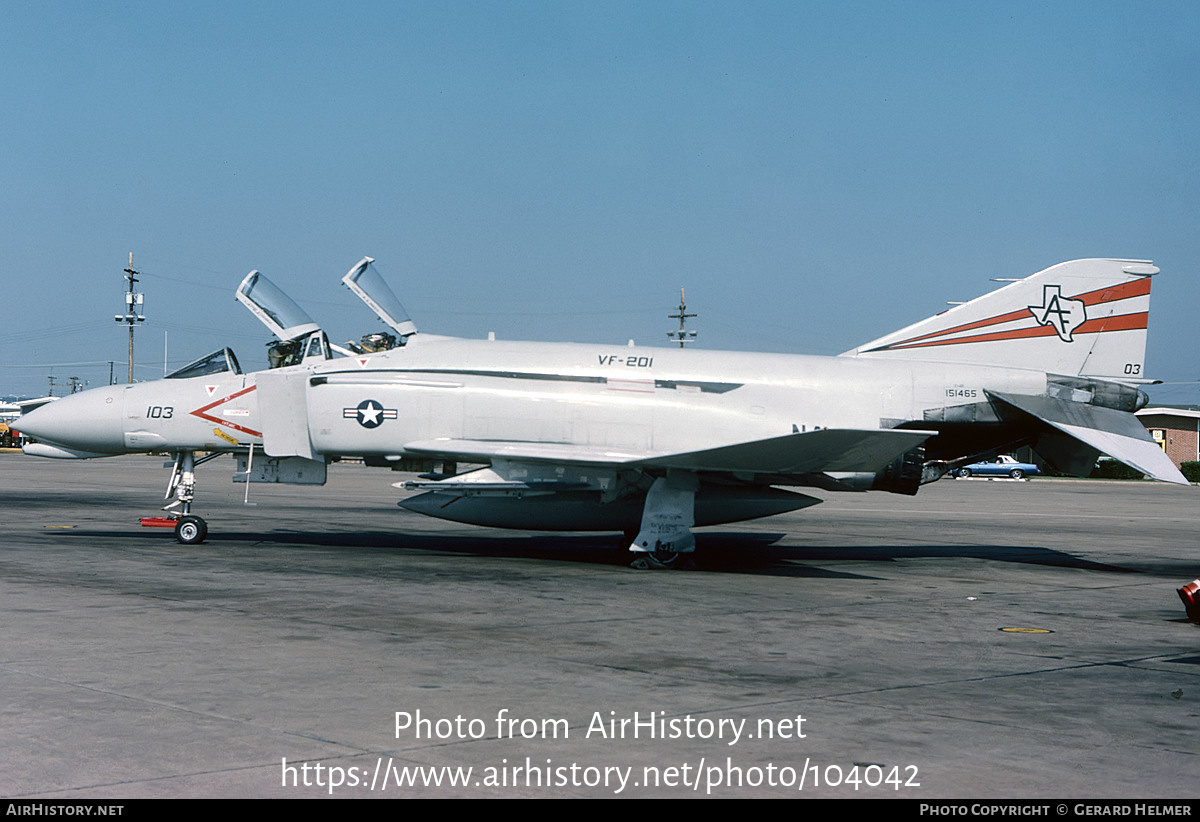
344 399 398 429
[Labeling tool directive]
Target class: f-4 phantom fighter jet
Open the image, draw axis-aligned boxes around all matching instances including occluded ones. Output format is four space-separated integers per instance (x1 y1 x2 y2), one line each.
18 256 1186 567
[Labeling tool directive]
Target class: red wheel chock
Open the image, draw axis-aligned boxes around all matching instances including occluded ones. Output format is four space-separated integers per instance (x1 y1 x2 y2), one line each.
140 517 179 528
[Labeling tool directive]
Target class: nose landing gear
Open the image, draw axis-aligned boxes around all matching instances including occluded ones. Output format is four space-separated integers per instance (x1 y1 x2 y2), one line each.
139 451 218 544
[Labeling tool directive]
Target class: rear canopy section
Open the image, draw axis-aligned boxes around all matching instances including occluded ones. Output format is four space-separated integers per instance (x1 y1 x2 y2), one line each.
341 257 417 341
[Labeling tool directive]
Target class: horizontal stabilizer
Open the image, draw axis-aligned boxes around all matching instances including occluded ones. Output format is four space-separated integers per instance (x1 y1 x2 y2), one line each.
987 391 1187 484
403 428 935 477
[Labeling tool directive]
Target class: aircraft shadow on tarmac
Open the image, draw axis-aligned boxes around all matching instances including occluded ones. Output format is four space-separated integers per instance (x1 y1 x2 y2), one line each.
86 527 1143 578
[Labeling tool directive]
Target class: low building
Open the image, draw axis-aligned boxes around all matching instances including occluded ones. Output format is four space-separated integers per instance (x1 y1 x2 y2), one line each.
1136 406 1200 469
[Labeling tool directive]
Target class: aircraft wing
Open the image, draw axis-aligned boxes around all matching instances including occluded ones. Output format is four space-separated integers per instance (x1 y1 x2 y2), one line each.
402 439 646 465
402 427 935 476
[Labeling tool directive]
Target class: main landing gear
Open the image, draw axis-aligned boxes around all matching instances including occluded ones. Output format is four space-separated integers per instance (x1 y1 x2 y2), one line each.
140 451 220 544
626 473 699 570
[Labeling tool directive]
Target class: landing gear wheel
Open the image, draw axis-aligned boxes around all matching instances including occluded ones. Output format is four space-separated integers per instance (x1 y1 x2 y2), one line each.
646 547 689 570
630 544 695 570
1009 469 1024 479
175 515 208 545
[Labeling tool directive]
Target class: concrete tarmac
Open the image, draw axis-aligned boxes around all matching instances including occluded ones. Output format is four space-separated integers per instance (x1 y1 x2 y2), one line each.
1 453 1197 798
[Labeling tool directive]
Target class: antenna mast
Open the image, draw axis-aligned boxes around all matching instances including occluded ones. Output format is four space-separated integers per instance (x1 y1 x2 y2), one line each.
667 287 697 348
114 252 146 383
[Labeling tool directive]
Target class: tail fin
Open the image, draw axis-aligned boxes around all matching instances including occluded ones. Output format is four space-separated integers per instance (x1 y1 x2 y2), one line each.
843 258 1157 379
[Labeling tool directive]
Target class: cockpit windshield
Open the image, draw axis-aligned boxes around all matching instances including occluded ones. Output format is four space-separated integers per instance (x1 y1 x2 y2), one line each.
165 348 242 380
236 270 321 340
342 257 417 341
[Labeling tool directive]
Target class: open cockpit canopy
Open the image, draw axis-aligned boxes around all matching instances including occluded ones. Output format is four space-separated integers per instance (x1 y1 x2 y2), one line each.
236 270 321 341
342 257 417 342
236 269 338 368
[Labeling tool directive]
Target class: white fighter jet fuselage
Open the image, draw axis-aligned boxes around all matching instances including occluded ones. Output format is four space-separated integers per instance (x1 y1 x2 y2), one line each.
34 341 1055 457
18 257 1186 563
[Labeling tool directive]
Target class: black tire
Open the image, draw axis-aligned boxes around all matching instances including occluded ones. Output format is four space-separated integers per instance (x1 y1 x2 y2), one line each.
629 543 695 570
645 548 685 569
175 515 208 545
958 468 972 478
1009 469 1024 480
648 542 698 570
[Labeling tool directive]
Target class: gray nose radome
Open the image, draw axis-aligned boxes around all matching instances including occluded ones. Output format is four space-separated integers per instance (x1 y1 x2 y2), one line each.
15 388 126 454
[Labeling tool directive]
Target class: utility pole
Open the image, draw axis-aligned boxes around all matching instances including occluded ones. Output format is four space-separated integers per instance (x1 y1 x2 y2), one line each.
47 376 83 396
667 287 697 348
114 253 145 383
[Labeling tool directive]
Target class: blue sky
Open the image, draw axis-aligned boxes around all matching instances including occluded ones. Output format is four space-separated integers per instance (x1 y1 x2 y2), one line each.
2 1 1197 402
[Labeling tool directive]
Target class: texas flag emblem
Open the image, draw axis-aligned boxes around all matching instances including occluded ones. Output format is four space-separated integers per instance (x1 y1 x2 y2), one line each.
1027 285 1086 342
